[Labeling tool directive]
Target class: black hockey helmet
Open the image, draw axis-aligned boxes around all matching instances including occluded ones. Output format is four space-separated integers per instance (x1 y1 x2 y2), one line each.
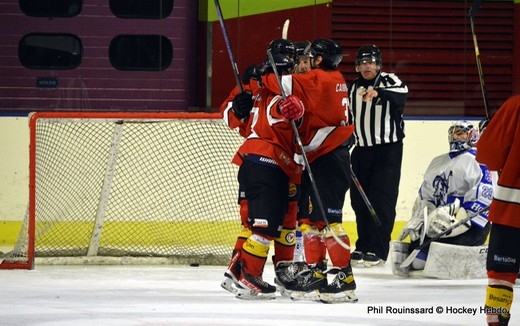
267 38 296 57
309 38 343 70
355 44 382 67
295 41 311 57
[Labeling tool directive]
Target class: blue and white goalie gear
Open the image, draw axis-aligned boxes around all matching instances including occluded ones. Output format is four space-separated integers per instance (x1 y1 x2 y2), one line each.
399 197 435 242
426 199 471 238
448 120 479 153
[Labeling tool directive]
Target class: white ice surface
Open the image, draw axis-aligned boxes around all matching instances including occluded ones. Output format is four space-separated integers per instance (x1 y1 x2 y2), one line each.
0 263 515 326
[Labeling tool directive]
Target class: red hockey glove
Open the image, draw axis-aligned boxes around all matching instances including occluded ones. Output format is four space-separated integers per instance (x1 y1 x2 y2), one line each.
279 95 305 120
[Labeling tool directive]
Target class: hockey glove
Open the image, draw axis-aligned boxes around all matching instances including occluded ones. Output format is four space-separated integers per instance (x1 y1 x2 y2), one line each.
399 198 434 241
242 64 267 85
426 199 470 238
232 91 253 120
279 95 304 120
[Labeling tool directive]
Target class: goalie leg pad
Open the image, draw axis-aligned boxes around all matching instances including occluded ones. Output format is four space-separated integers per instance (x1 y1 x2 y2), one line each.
389 240 410 277
422 242 488 279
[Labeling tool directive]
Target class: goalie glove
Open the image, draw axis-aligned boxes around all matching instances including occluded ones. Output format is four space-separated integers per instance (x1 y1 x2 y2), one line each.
399 198 435 242
426 199 471 238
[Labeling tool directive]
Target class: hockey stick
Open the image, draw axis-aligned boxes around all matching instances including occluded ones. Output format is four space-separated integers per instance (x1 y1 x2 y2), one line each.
213 0 243 92
282 19 290 39
348 164 381 227
399 207 489 268
266 49 351 251
469 0 490 118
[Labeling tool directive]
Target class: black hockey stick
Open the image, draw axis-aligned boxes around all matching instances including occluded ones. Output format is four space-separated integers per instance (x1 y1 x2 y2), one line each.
349 164 381 227
469 0 490 118
214 0 243 92
399 207 489 268
266 49 350 251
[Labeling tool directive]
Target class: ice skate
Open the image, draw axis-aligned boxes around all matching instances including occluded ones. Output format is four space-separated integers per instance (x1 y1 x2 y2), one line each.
221 251 241 294
350 250 365 267
290 262 327 301
236 269 276 300
319 267 358 303
274 261 298 297
363 252 385 267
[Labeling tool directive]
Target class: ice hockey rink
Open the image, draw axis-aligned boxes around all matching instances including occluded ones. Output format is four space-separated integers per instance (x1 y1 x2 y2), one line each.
1 262 516 326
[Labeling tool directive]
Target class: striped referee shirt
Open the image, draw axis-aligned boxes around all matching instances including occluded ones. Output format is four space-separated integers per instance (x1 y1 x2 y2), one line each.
348 72 408 147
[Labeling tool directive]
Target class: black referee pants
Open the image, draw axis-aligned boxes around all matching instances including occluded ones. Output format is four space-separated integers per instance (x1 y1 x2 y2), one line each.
350 141 403 260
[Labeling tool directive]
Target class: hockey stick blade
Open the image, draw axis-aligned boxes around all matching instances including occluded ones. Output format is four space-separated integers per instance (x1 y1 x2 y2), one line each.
282 19 290 39
266 49 350 251
399 207 489 269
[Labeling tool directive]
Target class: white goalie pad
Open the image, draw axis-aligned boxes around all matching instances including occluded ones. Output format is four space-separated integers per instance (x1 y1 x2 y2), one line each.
422 242 487 279
389 240 410 278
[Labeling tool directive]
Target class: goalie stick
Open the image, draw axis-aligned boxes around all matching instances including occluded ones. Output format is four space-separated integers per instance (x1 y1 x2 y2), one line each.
399 207 490 269
266 49 351 251
469 0 490 118
213 0 243 92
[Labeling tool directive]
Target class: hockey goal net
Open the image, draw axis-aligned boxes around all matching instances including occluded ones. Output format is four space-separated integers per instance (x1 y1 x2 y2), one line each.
0 112 243 269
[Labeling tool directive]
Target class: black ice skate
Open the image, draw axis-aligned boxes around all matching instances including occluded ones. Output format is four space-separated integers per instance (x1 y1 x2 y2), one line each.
289 261 327 301
319 266 358 303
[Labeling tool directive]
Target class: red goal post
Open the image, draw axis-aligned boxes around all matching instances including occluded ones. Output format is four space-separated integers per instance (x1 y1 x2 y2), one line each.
1 111 243 269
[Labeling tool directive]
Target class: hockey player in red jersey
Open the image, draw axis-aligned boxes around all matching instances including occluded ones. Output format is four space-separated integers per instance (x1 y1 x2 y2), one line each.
219 39 306 299
477 95 520 326
262 38 357 303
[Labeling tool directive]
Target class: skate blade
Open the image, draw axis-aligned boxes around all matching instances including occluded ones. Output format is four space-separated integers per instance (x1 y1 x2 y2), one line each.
276 285 292 298
363 260 386 268
290 290 320 302
319 290 358 304
236 289 276 300
221 278 238 294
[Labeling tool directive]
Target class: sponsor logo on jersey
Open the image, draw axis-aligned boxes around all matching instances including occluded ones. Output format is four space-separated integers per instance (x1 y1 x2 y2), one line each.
253 219 269 228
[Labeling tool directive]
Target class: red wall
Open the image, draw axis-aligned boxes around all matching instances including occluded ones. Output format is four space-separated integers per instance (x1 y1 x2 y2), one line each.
205 4 331 111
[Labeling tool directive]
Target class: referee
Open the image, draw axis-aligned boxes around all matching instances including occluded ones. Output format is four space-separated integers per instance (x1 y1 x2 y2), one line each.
347 44 408 267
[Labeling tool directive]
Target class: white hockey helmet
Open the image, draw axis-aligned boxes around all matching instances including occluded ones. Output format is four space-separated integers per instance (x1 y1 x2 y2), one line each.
448 120 479 152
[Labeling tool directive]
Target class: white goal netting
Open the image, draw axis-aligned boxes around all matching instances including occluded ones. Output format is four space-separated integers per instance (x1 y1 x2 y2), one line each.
1 112 243 269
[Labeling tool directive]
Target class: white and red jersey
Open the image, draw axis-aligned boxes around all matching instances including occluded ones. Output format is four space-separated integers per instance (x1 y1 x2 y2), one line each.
476 95 520 228
263 69 355 163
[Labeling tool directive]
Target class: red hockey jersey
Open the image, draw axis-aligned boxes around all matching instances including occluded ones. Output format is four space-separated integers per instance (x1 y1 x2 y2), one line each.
476 95 520 228
220 83 303 183
263 69 355 163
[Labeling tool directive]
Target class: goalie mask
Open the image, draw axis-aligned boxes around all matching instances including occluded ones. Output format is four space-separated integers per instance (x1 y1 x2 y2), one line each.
448 120 479 153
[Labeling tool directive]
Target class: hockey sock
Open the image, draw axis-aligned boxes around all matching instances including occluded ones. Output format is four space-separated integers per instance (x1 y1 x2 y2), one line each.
300 223 326 265
324 222 351 268
485 277 514 325
273 227 296 265
233 226 252 252
241 234 271 277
